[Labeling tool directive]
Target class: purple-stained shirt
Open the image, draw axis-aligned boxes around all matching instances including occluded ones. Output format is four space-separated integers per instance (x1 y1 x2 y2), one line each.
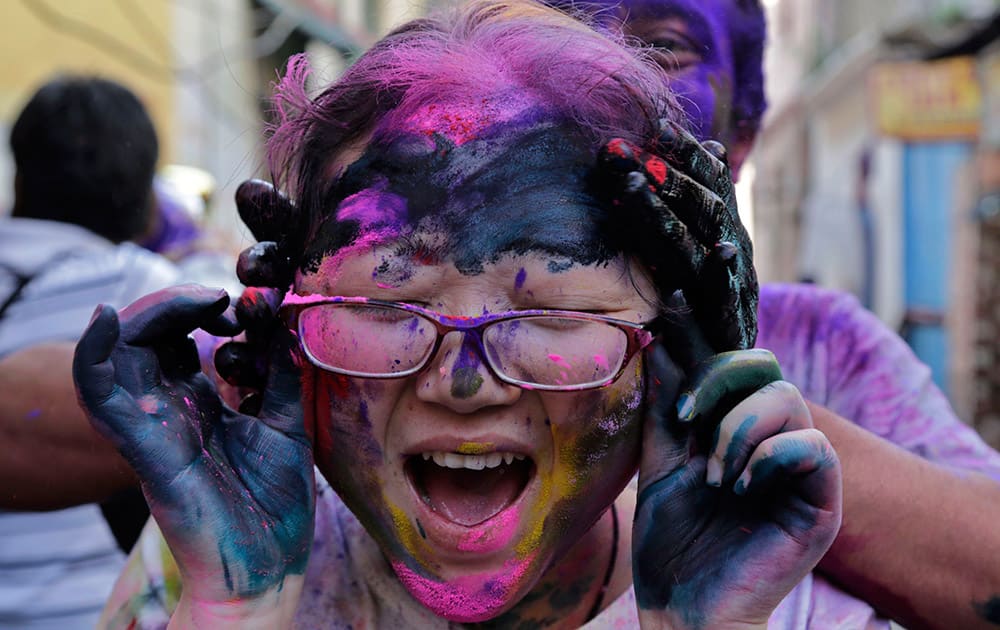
758 283 1000 482
100 283 1000 629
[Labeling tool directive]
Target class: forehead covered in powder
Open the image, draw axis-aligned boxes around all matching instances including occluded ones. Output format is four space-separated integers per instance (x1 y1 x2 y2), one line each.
300 116 622 276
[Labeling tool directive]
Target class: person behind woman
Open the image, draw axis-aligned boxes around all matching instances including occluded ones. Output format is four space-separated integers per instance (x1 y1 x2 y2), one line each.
0 75 183 629
73 1 843 626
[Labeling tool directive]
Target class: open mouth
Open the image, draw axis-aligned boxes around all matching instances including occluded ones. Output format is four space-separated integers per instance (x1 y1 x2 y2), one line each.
406 451 535 527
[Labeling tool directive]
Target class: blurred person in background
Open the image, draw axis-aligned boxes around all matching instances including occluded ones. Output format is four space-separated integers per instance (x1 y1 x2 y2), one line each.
0 75 237 629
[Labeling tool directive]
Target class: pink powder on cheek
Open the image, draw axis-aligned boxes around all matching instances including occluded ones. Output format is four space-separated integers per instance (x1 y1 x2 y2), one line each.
456 505 520 553
391 554 535 622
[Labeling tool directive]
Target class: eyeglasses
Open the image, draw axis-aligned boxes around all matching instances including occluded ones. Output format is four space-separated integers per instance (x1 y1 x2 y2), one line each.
281 296 659 391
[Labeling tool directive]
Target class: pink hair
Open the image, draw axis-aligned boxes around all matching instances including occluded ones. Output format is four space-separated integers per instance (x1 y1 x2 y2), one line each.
267 0 685 222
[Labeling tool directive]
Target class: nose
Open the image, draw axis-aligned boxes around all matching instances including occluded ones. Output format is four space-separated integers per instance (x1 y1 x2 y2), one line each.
415 330 521 412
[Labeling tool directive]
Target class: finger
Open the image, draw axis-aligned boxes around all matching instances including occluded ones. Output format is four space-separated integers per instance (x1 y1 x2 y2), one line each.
235 286 284 338
655 121 731 193
214 340 267 389
707 380 811 487
236 241 295 288
676 349 783 426
598 137 643 173
701 140 729 166
637 342 688 494
617 171 708 285
119 285 230 346
257 327 306 439
734 428 842 516
687 242 758 351
601 137 729 233
72 305 143 442
235 179 298 244
640 155 737 257
200 304 242 338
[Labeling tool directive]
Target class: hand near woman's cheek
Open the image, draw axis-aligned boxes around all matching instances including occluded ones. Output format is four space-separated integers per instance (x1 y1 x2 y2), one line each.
598 127 758 353
72 285 315 609
633 342 842 629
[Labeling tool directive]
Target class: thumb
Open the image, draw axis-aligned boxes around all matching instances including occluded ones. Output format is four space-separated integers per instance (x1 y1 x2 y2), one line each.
72 305 144 447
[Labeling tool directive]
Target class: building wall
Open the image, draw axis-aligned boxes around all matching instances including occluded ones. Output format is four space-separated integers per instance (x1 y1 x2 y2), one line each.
0 1 265 246
0 1 175 215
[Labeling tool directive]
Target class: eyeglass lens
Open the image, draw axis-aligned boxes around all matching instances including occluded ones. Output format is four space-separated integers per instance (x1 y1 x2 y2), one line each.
297 303 630 388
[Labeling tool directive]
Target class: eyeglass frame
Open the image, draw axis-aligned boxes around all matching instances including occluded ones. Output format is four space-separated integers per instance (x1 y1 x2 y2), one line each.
280 295 660 392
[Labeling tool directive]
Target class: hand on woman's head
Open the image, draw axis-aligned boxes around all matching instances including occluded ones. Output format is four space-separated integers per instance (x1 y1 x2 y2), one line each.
596 122 758 353
215 180 306 399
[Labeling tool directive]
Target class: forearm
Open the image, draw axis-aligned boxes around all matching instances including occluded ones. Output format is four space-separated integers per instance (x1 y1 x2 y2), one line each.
812 402 1000 628
0 342 137 509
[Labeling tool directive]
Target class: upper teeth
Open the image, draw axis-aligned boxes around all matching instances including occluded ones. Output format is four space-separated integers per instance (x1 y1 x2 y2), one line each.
421 451 526 470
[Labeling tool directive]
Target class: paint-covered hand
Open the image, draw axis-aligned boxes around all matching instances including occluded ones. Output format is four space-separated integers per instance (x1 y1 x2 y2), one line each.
633 336 842 629
597 125 758 351
234 178 303 288
72 285 315 607
215 179 303 412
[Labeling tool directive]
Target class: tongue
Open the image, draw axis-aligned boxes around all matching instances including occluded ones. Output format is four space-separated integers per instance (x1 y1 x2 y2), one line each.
421 464 523 526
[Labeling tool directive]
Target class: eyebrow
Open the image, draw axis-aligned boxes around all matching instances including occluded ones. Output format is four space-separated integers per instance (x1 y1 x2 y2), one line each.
636 0 715 51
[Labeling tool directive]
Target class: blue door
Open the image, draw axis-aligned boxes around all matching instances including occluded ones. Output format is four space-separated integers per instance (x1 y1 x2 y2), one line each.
901 141 973 397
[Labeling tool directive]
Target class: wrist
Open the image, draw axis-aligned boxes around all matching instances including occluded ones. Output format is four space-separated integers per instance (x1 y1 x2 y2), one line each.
168 576 304 630
638 609 768 630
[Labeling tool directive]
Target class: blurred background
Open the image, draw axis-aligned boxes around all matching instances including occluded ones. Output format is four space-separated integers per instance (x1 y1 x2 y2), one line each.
0 0 997 445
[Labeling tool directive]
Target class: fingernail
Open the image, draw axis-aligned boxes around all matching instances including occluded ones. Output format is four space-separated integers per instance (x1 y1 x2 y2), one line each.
715 242 738 268
658 122 677 146
624 171 647 194
703 140 728 164
706 457 723 487
734 473 749 495
676 392 695 421
88 304 104 326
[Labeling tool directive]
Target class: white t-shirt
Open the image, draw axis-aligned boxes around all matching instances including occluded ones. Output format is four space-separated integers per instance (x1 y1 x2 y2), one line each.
0 217 183 629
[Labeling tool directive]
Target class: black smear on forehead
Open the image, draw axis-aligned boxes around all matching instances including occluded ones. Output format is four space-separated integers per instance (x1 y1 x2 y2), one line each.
301 121 625 275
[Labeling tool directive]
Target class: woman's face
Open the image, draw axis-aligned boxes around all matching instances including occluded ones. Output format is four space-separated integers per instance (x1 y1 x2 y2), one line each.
294 120 660 621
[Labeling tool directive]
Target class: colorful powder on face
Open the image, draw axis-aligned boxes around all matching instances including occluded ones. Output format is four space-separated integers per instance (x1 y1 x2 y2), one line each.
514 267 527 291
387 501 429 559
456 442 496 455
391 553 536 622
302 123 620 278
456 505 521 554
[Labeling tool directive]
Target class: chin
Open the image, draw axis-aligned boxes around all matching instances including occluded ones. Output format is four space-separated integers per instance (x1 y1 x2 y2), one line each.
390 553 538 622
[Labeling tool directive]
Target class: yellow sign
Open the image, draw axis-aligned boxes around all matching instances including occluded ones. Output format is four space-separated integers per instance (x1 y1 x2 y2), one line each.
870 56 982 140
